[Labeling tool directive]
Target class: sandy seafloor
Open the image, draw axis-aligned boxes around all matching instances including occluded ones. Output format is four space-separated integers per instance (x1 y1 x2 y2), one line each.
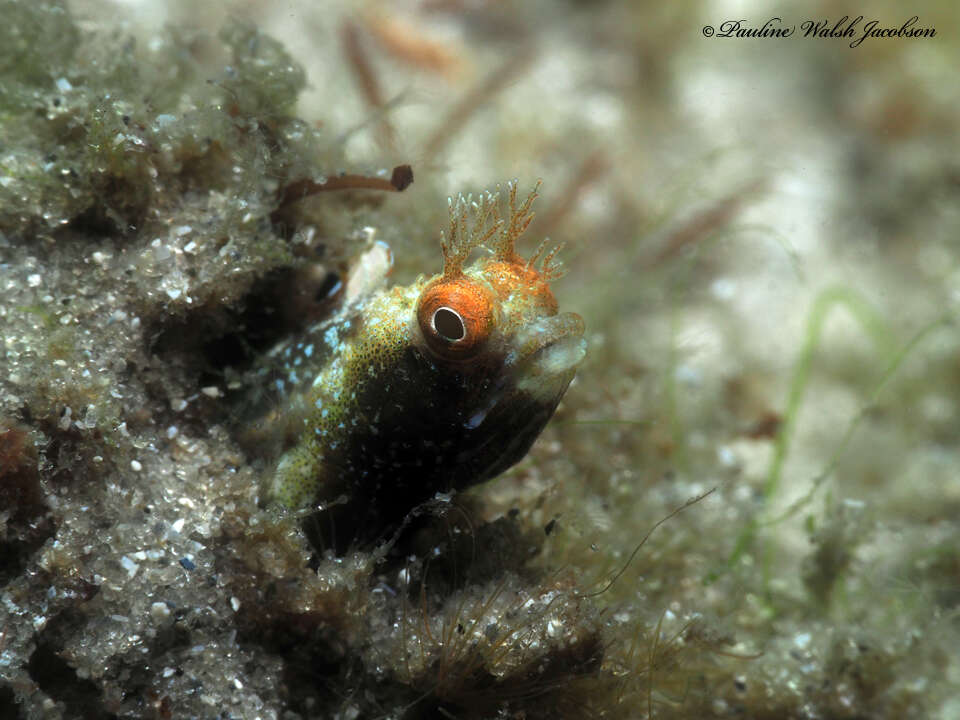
1 0 958 718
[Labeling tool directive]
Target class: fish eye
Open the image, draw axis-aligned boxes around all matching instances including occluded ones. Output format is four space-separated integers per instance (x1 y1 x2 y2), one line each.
432 307 466 341
417 278 494 360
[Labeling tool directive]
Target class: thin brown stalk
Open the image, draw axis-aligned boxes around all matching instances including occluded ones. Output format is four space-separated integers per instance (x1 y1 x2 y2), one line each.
421 46 535 162
341 20 397 152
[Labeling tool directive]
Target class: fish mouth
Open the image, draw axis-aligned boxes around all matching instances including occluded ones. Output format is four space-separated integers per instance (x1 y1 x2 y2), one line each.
457 312 585 433
508 312 587 402
454 312 585 482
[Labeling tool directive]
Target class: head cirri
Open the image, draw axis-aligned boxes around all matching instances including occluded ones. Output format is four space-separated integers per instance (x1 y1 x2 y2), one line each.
263 180 586 549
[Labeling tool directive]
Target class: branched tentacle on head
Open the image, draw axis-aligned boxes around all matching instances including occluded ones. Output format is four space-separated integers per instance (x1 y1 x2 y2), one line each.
492 179 540 264
526 237 567 281
440 190 503 279
439 180 566 280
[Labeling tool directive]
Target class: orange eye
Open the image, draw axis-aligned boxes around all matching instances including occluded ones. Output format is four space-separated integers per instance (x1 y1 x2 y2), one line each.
416 277 495 360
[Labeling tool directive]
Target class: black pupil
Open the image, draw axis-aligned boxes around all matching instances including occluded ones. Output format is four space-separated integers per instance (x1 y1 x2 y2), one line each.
433 307 465 341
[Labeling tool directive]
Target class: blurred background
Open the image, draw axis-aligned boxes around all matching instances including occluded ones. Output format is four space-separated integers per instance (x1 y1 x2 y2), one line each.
53 0 960 715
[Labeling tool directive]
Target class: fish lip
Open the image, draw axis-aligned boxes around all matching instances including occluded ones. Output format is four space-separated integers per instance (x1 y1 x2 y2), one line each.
506 312 586 370
502 313 586 404
525 333 587 379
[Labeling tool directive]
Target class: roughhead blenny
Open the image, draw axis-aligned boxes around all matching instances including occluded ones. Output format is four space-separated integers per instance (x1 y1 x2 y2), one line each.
251 181 586 546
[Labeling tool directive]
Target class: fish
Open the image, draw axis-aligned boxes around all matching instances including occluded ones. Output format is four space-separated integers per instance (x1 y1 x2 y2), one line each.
248 181 586 548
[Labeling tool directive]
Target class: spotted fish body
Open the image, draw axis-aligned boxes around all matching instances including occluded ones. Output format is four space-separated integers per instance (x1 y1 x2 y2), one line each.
255 182 585 546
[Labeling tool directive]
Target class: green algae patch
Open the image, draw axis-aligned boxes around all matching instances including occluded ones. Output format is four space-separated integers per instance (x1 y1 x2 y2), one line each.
0 8 357 713
0 1 79 99
0 1 327 243
218 21 307 118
